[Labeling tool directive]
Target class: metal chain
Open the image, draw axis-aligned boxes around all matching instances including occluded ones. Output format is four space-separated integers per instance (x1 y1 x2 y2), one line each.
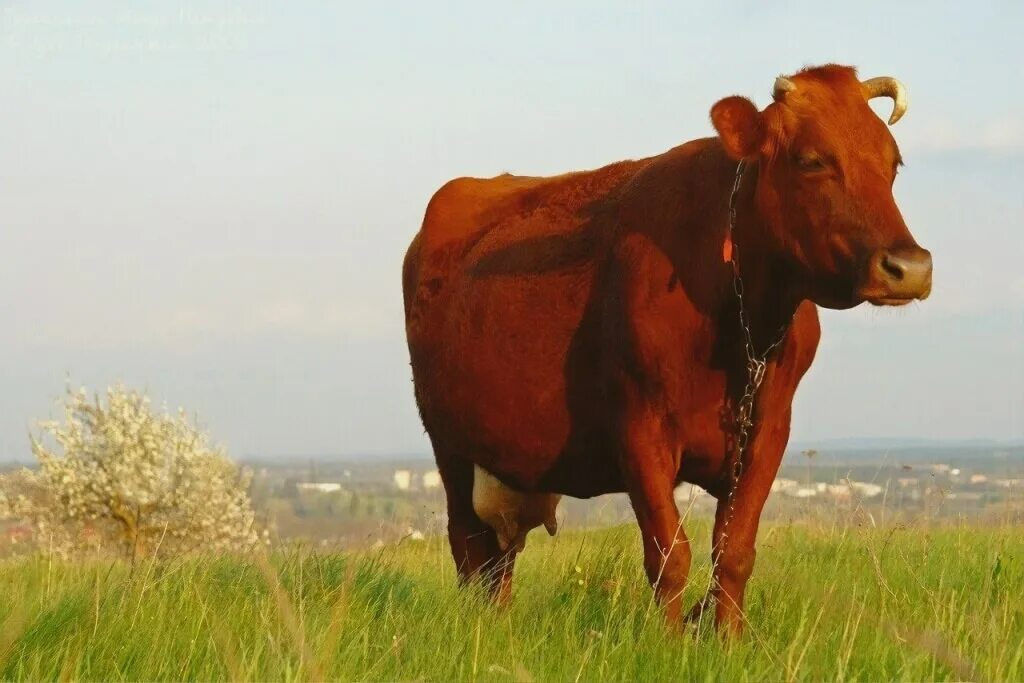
716 160 790 556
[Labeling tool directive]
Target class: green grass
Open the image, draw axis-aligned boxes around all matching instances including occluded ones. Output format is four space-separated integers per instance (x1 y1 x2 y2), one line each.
1 519 1022 681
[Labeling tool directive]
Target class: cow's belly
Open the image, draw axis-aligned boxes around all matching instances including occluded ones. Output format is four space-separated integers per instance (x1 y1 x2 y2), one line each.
420 315 735 498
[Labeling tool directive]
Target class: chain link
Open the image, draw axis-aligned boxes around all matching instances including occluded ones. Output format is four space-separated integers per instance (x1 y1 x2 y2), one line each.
717 160 790 557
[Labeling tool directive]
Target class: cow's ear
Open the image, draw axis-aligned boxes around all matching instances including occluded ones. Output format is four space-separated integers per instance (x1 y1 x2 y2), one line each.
710 96 764 160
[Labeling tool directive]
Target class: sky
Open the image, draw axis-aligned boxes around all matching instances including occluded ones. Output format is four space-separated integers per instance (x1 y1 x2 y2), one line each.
0 1 1021 460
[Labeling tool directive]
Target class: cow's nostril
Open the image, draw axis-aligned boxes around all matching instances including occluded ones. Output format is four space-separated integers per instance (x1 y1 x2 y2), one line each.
881 254 906 281
864 247 932 303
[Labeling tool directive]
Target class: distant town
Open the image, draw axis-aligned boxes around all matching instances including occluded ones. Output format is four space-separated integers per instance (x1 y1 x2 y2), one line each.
3 444 1022 554
229 445 1024 549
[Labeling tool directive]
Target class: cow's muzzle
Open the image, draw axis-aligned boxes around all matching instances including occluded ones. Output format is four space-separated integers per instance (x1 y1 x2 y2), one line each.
860 246 933 305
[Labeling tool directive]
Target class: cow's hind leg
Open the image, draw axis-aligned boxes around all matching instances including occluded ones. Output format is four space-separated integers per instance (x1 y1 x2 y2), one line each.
621 416 691 623
435 450 518 603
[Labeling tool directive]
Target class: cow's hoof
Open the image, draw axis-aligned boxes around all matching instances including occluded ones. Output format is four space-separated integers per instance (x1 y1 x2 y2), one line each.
685 595 712 625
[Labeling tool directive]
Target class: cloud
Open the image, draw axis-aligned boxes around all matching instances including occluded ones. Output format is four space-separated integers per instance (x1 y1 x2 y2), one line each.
9 294 399 356
901 113 1024 156
155 297 398 347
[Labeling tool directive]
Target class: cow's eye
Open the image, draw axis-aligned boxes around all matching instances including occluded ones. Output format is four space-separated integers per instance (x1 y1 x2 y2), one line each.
796 154 827 173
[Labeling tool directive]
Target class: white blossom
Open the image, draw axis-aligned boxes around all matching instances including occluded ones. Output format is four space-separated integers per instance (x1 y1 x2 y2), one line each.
3 384 258 558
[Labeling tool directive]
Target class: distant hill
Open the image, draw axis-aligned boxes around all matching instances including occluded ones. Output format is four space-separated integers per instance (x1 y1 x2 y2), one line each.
787 437 1024 452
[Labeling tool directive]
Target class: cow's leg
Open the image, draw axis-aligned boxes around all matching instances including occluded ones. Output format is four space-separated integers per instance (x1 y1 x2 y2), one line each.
684 502 730 625
448 508 518 604
707 408 791 636
435 450 518 603
621 416 691 623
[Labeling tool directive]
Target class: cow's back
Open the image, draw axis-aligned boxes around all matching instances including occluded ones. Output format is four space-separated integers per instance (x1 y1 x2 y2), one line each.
404 159 647 486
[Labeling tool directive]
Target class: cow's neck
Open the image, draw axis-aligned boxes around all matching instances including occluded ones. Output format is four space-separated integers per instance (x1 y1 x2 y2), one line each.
727 163 800 355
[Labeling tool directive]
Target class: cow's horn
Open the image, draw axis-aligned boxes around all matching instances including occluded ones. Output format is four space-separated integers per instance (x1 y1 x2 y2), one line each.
861 76 907 125
773 76 797 100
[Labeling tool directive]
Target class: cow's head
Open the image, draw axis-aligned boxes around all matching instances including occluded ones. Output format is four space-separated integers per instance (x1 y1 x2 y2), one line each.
711 64 931 309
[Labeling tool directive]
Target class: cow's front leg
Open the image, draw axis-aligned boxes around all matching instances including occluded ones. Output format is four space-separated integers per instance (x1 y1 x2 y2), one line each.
708 407 791 636
621 413 691 623
690 302 819 634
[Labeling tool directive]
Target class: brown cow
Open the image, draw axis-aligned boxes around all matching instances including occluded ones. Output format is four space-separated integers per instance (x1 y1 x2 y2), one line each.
402 64 931 634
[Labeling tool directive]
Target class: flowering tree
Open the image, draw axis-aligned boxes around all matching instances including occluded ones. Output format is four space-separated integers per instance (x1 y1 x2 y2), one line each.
13 385 258 558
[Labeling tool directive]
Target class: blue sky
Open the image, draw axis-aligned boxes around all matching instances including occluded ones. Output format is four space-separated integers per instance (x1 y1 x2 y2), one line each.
0 1 1021 459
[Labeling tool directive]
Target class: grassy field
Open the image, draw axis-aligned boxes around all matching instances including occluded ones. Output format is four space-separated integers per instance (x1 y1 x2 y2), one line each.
1 518 1021 682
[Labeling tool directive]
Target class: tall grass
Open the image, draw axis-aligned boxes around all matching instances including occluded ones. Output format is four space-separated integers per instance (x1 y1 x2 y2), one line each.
1 518 1021 681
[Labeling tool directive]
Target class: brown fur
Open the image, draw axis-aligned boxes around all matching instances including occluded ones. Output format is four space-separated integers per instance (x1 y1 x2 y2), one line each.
403 64 930 633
